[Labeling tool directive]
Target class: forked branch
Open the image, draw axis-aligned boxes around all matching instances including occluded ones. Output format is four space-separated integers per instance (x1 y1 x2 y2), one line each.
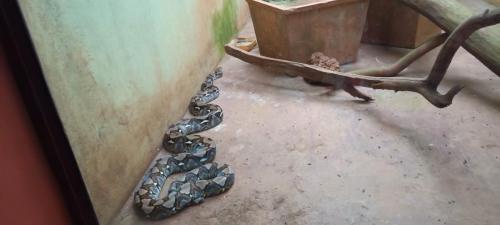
352 33 447 77
426 8 500 88
224 8 500 108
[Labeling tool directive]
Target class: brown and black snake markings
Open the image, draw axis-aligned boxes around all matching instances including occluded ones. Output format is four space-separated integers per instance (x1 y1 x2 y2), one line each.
134 67 234 220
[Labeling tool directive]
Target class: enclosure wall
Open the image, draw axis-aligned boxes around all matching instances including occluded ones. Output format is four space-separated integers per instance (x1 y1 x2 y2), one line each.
18 1 249 224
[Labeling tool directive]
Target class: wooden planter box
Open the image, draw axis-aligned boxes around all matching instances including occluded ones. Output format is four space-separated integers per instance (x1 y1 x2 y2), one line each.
362 0 442 48
246 0 370 64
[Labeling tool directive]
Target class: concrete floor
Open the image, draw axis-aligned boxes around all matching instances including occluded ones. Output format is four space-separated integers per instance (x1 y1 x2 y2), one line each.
113 13 500 225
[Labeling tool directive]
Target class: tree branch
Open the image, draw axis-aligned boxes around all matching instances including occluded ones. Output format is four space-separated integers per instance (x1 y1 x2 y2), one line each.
225 43 458 107
426 8 500 88
352 33 447 77
224 8 500 108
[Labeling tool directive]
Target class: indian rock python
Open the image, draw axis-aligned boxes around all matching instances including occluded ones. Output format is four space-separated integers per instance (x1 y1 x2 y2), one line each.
134 67 234 220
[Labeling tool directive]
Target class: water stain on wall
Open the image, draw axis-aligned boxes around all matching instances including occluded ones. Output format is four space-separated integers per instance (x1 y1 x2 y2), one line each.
213 0 239 54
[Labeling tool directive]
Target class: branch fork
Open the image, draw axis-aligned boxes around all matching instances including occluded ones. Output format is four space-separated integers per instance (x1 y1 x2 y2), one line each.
225 8 500 108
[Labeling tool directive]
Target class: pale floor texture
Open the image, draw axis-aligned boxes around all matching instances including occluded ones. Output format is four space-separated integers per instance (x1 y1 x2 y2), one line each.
112 18 500 225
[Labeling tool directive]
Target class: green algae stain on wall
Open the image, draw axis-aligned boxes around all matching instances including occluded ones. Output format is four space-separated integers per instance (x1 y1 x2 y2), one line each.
212 0 238 54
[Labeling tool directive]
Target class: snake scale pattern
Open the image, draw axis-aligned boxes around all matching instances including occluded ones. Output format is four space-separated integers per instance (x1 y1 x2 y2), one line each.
134 67 234 220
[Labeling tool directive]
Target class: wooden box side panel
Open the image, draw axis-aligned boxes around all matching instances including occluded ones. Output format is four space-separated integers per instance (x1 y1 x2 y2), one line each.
285 0 369 64
248 1 289 59
362 0 441 48
362 0 419 48
415 15 443 46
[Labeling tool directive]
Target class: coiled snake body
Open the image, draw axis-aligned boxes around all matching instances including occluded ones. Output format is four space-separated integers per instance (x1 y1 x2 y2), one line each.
134 67 234 220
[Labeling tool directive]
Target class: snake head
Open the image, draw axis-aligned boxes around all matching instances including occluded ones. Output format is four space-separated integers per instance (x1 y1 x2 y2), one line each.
166 126 184 139
212 67 223 79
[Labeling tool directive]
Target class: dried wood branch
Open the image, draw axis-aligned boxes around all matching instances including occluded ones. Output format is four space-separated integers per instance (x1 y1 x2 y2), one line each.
426 8 500 88
304 34 447 99
225 44 457 107
225 8 500 108
351 33 447 77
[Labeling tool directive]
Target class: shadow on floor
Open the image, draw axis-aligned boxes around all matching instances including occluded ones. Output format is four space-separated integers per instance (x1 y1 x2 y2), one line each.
446 75 500 112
